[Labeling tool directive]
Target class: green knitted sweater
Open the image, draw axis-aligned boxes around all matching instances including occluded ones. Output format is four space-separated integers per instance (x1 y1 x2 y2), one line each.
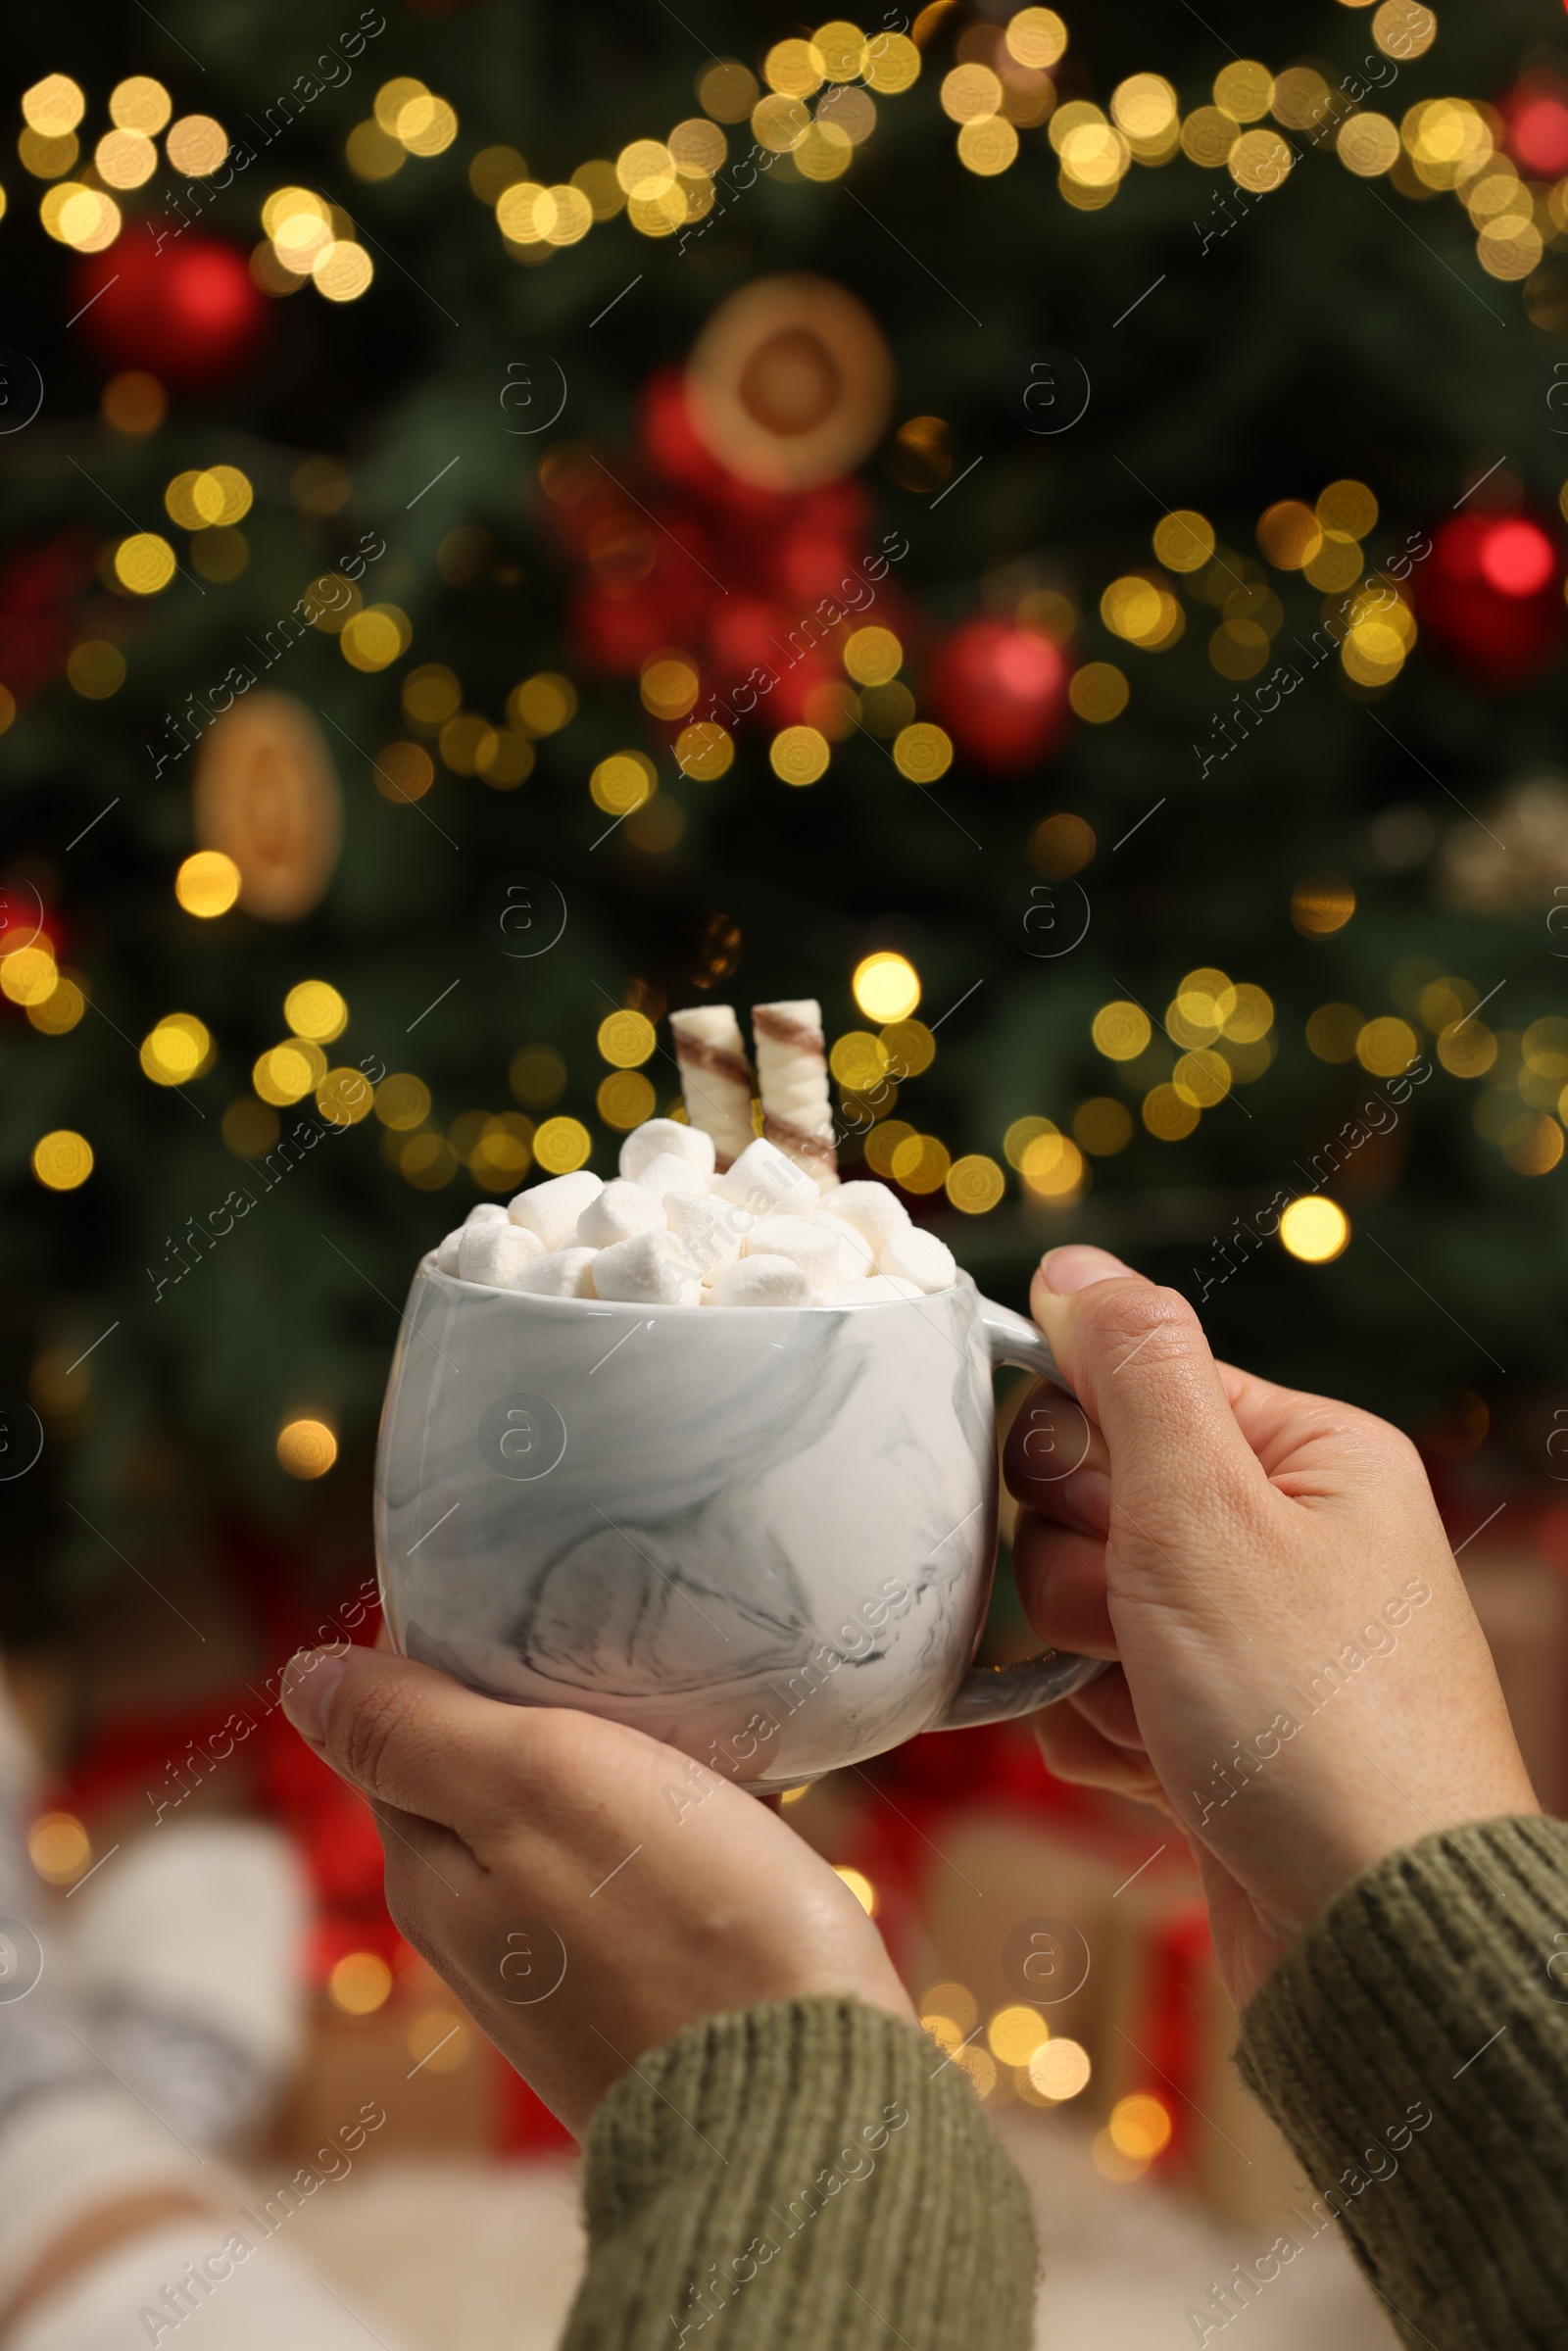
563 1818 1568 2351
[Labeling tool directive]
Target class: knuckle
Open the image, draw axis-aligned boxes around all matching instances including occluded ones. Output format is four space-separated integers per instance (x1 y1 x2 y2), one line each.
1080 1280 1205 1369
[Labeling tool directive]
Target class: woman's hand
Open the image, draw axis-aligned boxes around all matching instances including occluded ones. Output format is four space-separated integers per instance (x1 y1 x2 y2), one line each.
1005 1245 1537 2009
280 1647 913 2133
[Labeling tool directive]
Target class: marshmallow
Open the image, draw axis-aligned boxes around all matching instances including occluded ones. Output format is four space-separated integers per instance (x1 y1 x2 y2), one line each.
816 1179 909 1258
635 1150 711 1204
704 1253 810 1309
509 1170 603 1251
752 999 837 1190
808 1212 876 1278
435 1228 463 1275
466 1201 510 1227
664 1191 755 1274
593 1230 703 1306
880 1226 958 1294
514 1246 599 1298
459 1219 548 1288
744 1214 848 1287
714 1137 818 1220
577 1179 666 1249
669 1005 755 1170
618 1118 715 1182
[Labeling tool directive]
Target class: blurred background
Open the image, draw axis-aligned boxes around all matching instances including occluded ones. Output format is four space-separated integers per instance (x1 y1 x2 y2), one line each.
2 0 1567 2342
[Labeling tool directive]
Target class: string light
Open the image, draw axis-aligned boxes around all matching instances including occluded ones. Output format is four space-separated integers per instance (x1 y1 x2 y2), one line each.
31 1131 93 1190
1279 1198 1350 1262
277 1417 338 1478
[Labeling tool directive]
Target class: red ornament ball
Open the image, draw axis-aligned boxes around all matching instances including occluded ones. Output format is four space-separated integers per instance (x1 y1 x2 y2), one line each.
74 234 266 391
928 617 1071 775
1417 513 1565 688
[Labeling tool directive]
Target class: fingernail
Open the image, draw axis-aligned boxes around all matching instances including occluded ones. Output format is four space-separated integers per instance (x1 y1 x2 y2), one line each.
1040 1246 1134 1295
281 1648 344 1743
1060 1468 1111 1537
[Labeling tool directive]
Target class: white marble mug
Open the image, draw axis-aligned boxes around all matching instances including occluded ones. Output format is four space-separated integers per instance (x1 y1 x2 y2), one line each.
374 1259 1103 1790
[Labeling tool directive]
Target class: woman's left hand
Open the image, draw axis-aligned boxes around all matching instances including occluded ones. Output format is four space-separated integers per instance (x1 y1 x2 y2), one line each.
281 1644 913 2134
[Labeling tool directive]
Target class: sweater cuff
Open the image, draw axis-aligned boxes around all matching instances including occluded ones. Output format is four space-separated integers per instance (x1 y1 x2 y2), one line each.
564 1996 1037 2351
1236 1815 1568 2351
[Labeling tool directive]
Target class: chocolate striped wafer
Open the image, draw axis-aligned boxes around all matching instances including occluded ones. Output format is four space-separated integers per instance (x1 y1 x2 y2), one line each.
752 998 838 1189
669 1004 755 1171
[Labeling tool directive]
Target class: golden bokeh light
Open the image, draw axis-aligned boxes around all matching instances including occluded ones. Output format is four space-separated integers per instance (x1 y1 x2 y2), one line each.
1279 1197 1350 1263
1500 1113 1565 1176
1257 500 1323 569
591 753 656 815
67 640 125 699
1291 874 1355 937
1074 1097 1134 1155
96 129 158 188
640 655 700 720
167 116 228 176
769 726 831 787
833 1865 877 1914
1020 1130 1086 1199
1028 2036 1091 2099
890 1133 951 1194
114 534 176 594
892 722 953 783
1356 1015 1419 1076
533 1116 592 1173
945 1154 1005 1213
1306 1003 1364 1062
597 1010 657 1067
1069 661 1129 721
2 946 57 1006
1092 1001 1152 1060
28 1810 91 1884
31 1131 93 1191
175 851 241 918
597 1071 657 1129
1152 510 1215 572
1006 9 1068 70
111 75 172 134
988 2005 1051 2066
1142 1084 1200 1142
328 1951 393 2015
1108 2092 1174 2160
285 980 349 1043
375 1073 432 1131
23 75 85 136
277 1418 338 1479
853 953 920 1023
675 720 734 780
141 1012 213 1087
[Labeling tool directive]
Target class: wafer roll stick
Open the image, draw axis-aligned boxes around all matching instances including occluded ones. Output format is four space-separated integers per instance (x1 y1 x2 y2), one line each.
669 1004 755 1171
752 998 838 1188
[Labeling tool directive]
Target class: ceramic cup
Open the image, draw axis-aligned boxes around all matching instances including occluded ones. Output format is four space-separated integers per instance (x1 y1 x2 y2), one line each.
374 1259 1103 1791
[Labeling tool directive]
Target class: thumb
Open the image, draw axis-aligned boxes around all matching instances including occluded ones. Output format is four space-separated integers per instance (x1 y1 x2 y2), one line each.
281 1642 503 1837
1028 1247 1264 1531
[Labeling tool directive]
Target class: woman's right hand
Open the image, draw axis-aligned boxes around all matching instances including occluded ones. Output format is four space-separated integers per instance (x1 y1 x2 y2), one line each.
1005 1246 1538 2009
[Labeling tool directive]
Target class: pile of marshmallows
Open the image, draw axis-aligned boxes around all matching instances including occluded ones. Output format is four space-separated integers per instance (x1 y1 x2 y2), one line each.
434 1125 958 1310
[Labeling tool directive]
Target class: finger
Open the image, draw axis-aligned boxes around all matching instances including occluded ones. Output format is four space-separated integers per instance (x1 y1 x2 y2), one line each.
1028 1249 1269 1537
1034 1701 1172 1813
1066 1663 1146 1750
1003 1381 1109 1528
1012 1518 1117 1656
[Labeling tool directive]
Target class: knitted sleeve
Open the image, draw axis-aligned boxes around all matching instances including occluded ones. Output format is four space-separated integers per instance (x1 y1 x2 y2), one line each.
562 1994 1038 2351
1236 1814 1568 2351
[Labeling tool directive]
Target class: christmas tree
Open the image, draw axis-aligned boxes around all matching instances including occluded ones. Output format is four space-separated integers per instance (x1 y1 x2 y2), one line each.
3 0 1566 1619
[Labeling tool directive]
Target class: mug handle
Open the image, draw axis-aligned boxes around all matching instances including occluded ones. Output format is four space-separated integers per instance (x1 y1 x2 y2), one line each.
929 1295 1107 1730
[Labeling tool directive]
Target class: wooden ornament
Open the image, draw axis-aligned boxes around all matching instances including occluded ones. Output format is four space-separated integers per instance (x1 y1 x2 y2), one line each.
192 691 343 921
686 274 894 492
